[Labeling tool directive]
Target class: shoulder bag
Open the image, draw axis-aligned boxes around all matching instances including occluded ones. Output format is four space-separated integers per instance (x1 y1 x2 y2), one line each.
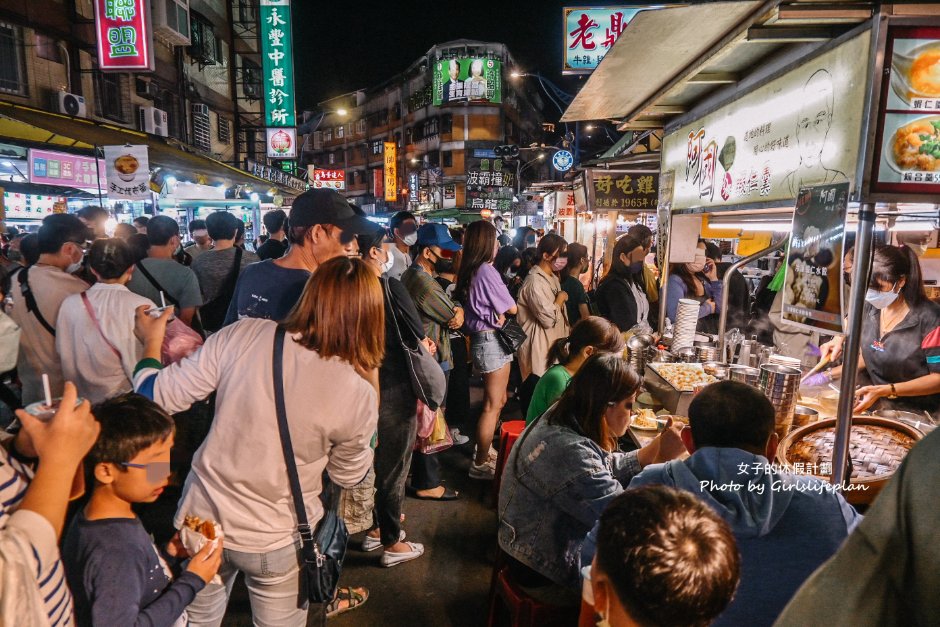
136 260 207 339
17 267 55 336
272 326 347 605
495 317 527 355
383 279 446 410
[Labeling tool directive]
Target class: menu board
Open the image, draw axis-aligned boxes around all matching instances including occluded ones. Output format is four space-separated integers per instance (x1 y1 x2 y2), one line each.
781 182 849 335
871 25 940 196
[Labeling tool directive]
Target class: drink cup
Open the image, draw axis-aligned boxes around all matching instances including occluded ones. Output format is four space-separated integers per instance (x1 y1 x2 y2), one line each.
24 396 84 422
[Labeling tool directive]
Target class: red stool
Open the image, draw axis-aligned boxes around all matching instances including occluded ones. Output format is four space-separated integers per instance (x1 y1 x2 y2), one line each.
486 564 580 627
493 420 527 507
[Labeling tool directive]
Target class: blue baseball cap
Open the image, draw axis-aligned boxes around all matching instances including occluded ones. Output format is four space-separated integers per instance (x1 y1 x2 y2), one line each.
416 223 461 252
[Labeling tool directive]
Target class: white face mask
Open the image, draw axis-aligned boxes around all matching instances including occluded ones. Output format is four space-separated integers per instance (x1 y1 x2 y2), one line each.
65 243 84 274
401 232 418 247
865 283 899 310
380 250 395 275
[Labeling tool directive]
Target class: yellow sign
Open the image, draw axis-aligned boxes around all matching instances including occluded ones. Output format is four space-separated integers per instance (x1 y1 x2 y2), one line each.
384 142 397 202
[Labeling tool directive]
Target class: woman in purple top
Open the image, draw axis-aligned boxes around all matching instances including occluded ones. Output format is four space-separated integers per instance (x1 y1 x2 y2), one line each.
456 220 518 480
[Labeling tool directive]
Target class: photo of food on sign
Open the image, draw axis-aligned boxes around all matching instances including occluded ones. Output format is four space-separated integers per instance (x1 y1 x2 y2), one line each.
781 182 848 334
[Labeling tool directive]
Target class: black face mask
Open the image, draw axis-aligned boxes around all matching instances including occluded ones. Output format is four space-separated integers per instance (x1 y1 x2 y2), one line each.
434 258 454 274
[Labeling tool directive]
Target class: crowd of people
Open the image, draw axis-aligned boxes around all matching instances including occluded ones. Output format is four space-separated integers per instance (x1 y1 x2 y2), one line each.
0 191 938 627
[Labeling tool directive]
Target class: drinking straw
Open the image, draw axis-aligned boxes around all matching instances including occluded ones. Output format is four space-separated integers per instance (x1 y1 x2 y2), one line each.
42 373 52 407
160 291 167 308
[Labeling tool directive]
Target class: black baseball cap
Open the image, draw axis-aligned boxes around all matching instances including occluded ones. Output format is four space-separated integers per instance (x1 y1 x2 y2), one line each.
288 189 379 235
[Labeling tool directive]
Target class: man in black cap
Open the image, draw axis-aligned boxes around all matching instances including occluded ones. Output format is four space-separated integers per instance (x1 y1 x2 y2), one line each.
223 188 381 325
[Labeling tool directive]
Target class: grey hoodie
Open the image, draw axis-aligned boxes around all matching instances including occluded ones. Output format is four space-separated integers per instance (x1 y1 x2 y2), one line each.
600 447 860 627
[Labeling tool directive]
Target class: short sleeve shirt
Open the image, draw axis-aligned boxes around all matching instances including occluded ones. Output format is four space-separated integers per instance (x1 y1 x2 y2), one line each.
526 365 573 424
127 258 203 311
860 300 940 413
223 260 309 325
463 264 515 333
191 247 260 303
560 275 588 325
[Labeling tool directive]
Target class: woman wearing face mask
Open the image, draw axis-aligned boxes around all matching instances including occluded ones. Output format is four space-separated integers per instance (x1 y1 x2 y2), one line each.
498 354 686 593
561 243 591 325
818 244 940 414
665 240 723 325
516 234 570 417
595 234 652 332
357 229 433 566
494 245 523 292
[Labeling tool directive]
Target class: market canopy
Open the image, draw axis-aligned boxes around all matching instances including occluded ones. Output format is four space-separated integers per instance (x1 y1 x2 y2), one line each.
562 1 875 129
0 100 299 195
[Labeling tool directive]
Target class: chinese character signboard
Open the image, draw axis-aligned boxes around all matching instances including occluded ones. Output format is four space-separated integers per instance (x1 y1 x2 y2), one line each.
2 191 64 220
433 58 502 106
563 7 646 74
781 182 848 335
260 0 295 128
870 25 940 198
103 144 150 200
384 142 397 202
247 159 307 192
266 128 296 159
311 168 346 190
465 155 515 212
29 149 107 190
585 169 659 211
94 0 154 71
662 32 869 211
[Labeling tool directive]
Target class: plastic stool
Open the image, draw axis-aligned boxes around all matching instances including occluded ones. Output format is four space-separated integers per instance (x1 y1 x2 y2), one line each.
493 420 527 507
486 565 580 627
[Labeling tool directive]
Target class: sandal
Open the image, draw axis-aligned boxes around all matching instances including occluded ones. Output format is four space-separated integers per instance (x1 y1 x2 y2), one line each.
325 586 369 618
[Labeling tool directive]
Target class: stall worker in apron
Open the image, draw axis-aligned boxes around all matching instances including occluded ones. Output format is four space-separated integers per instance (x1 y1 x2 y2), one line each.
664 240 723 325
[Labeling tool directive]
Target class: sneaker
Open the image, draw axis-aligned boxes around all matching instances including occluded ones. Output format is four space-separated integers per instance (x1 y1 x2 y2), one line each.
450 428 470 445
469 459 496 480
361 529 405 552
380 541 424 567
473 445 499 463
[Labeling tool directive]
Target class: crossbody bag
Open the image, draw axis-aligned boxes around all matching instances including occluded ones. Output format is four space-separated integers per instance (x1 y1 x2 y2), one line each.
272 326 347 605
17 267 55 336
80 292 122 362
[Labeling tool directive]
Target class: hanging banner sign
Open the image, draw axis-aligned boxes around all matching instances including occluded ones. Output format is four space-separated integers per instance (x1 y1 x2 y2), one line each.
384 142 397 202
266 127 297 158
781 182 849 335
93 0 155 72
311 168 346 190
103 144 151 200
260 0 296 127
29 149 107 190
585 169 659 211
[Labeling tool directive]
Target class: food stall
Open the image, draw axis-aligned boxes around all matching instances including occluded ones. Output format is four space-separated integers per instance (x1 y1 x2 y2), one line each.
158 182 262 246
562 3 940 495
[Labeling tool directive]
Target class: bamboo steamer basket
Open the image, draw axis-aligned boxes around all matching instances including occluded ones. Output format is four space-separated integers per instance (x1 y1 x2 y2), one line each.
776 416 922 505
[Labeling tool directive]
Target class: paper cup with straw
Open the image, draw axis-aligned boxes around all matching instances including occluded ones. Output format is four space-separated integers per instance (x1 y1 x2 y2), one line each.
24 374 84 421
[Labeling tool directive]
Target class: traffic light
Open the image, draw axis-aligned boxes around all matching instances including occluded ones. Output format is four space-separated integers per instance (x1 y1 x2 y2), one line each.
494 144 520 158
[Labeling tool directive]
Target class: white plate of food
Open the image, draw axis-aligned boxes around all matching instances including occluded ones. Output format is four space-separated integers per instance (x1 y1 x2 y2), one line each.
631 408 662 431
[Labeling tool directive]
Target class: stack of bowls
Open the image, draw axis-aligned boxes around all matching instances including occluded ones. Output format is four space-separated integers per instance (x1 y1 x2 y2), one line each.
695 342 721 363
760 364 802 438
672 298 700 351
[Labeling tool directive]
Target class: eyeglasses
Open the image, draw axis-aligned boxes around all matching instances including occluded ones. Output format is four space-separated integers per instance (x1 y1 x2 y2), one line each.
120 461 171 483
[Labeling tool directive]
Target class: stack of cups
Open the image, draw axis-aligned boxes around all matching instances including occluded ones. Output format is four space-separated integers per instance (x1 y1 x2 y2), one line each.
672 298 700 351
759 364 802 438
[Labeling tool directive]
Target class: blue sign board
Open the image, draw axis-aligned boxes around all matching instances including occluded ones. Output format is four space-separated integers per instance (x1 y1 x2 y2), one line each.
553 150 574 172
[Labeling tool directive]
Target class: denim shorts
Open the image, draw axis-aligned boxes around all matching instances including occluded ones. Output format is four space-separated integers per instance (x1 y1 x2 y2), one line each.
471 330 513 374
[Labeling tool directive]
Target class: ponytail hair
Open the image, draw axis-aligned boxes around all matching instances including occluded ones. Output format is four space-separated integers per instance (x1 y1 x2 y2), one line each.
545 316 625 370
870 244 926 306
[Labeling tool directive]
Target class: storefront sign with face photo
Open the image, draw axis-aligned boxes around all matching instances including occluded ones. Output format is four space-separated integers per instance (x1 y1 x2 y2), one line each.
662 32 870 211
782 181 849 334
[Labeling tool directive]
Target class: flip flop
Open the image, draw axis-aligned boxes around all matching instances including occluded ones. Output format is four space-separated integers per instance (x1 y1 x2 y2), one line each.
325 586 369 618
406 485 459 501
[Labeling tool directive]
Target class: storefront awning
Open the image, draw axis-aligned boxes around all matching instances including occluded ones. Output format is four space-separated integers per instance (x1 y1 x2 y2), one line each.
0 179 98 199
561 2 768 124
0 100 299 196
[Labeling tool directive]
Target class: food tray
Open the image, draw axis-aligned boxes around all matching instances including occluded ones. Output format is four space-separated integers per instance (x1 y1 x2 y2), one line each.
646 363 717 392
643 363 706 417
776 416 922 505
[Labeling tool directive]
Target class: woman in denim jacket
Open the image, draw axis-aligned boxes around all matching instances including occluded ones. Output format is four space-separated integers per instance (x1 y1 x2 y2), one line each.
498 354 686 590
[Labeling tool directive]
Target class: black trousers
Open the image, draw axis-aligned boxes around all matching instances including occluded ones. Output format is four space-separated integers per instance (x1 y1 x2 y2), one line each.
373 380 418 546
445 334 471 432
517 374 541 420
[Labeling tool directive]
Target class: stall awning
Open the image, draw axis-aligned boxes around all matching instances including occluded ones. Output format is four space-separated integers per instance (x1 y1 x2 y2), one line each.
0 179 97 199
0 100 298 195
561 2 767 124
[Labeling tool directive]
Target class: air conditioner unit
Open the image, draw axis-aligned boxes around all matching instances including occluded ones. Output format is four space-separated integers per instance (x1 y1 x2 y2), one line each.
153 0 191 46
56 91 86 117
191 103 209 117
139 106 169 137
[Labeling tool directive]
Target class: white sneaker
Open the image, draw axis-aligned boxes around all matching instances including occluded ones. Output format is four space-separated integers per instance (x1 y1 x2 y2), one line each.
473 445 499 463
379 541 424 567
450 428 470 445
469 459 496 480
361 529 405 552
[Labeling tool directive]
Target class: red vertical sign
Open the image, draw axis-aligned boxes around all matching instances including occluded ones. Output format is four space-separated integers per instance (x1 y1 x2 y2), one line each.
94 0 154 71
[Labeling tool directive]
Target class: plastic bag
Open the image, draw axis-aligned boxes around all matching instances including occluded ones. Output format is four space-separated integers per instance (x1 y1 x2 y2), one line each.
415 408 454 455
179 520 223 585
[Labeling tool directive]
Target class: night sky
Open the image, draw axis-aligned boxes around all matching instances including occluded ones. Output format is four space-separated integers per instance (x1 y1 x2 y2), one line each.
291 0 581 112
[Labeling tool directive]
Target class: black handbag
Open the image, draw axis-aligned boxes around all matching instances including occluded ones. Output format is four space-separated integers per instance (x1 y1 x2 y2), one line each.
383 278 447 409
495 317 527 354
272 326 348 605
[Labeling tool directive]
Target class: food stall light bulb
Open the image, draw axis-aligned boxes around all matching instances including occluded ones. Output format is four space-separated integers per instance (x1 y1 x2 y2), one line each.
712 222 792 232
166 176 177 186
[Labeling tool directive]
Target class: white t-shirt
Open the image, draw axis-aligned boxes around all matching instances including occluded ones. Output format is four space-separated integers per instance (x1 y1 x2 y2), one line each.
385 246 412 281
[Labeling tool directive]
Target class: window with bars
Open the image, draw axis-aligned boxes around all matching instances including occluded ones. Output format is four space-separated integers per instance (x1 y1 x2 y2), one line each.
217 114 231 144
441 114 453 135
94 71 127 122
192 104 211 151
0 23 28 96
371 141 383 155
336 125 344 139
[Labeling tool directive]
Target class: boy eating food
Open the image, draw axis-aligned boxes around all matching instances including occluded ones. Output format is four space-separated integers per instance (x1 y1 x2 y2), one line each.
63 393 222 627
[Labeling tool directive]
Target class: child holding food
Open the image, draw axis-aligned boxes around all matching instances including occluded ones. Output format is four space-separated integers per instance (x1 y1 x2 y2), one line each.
63 394 222 627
